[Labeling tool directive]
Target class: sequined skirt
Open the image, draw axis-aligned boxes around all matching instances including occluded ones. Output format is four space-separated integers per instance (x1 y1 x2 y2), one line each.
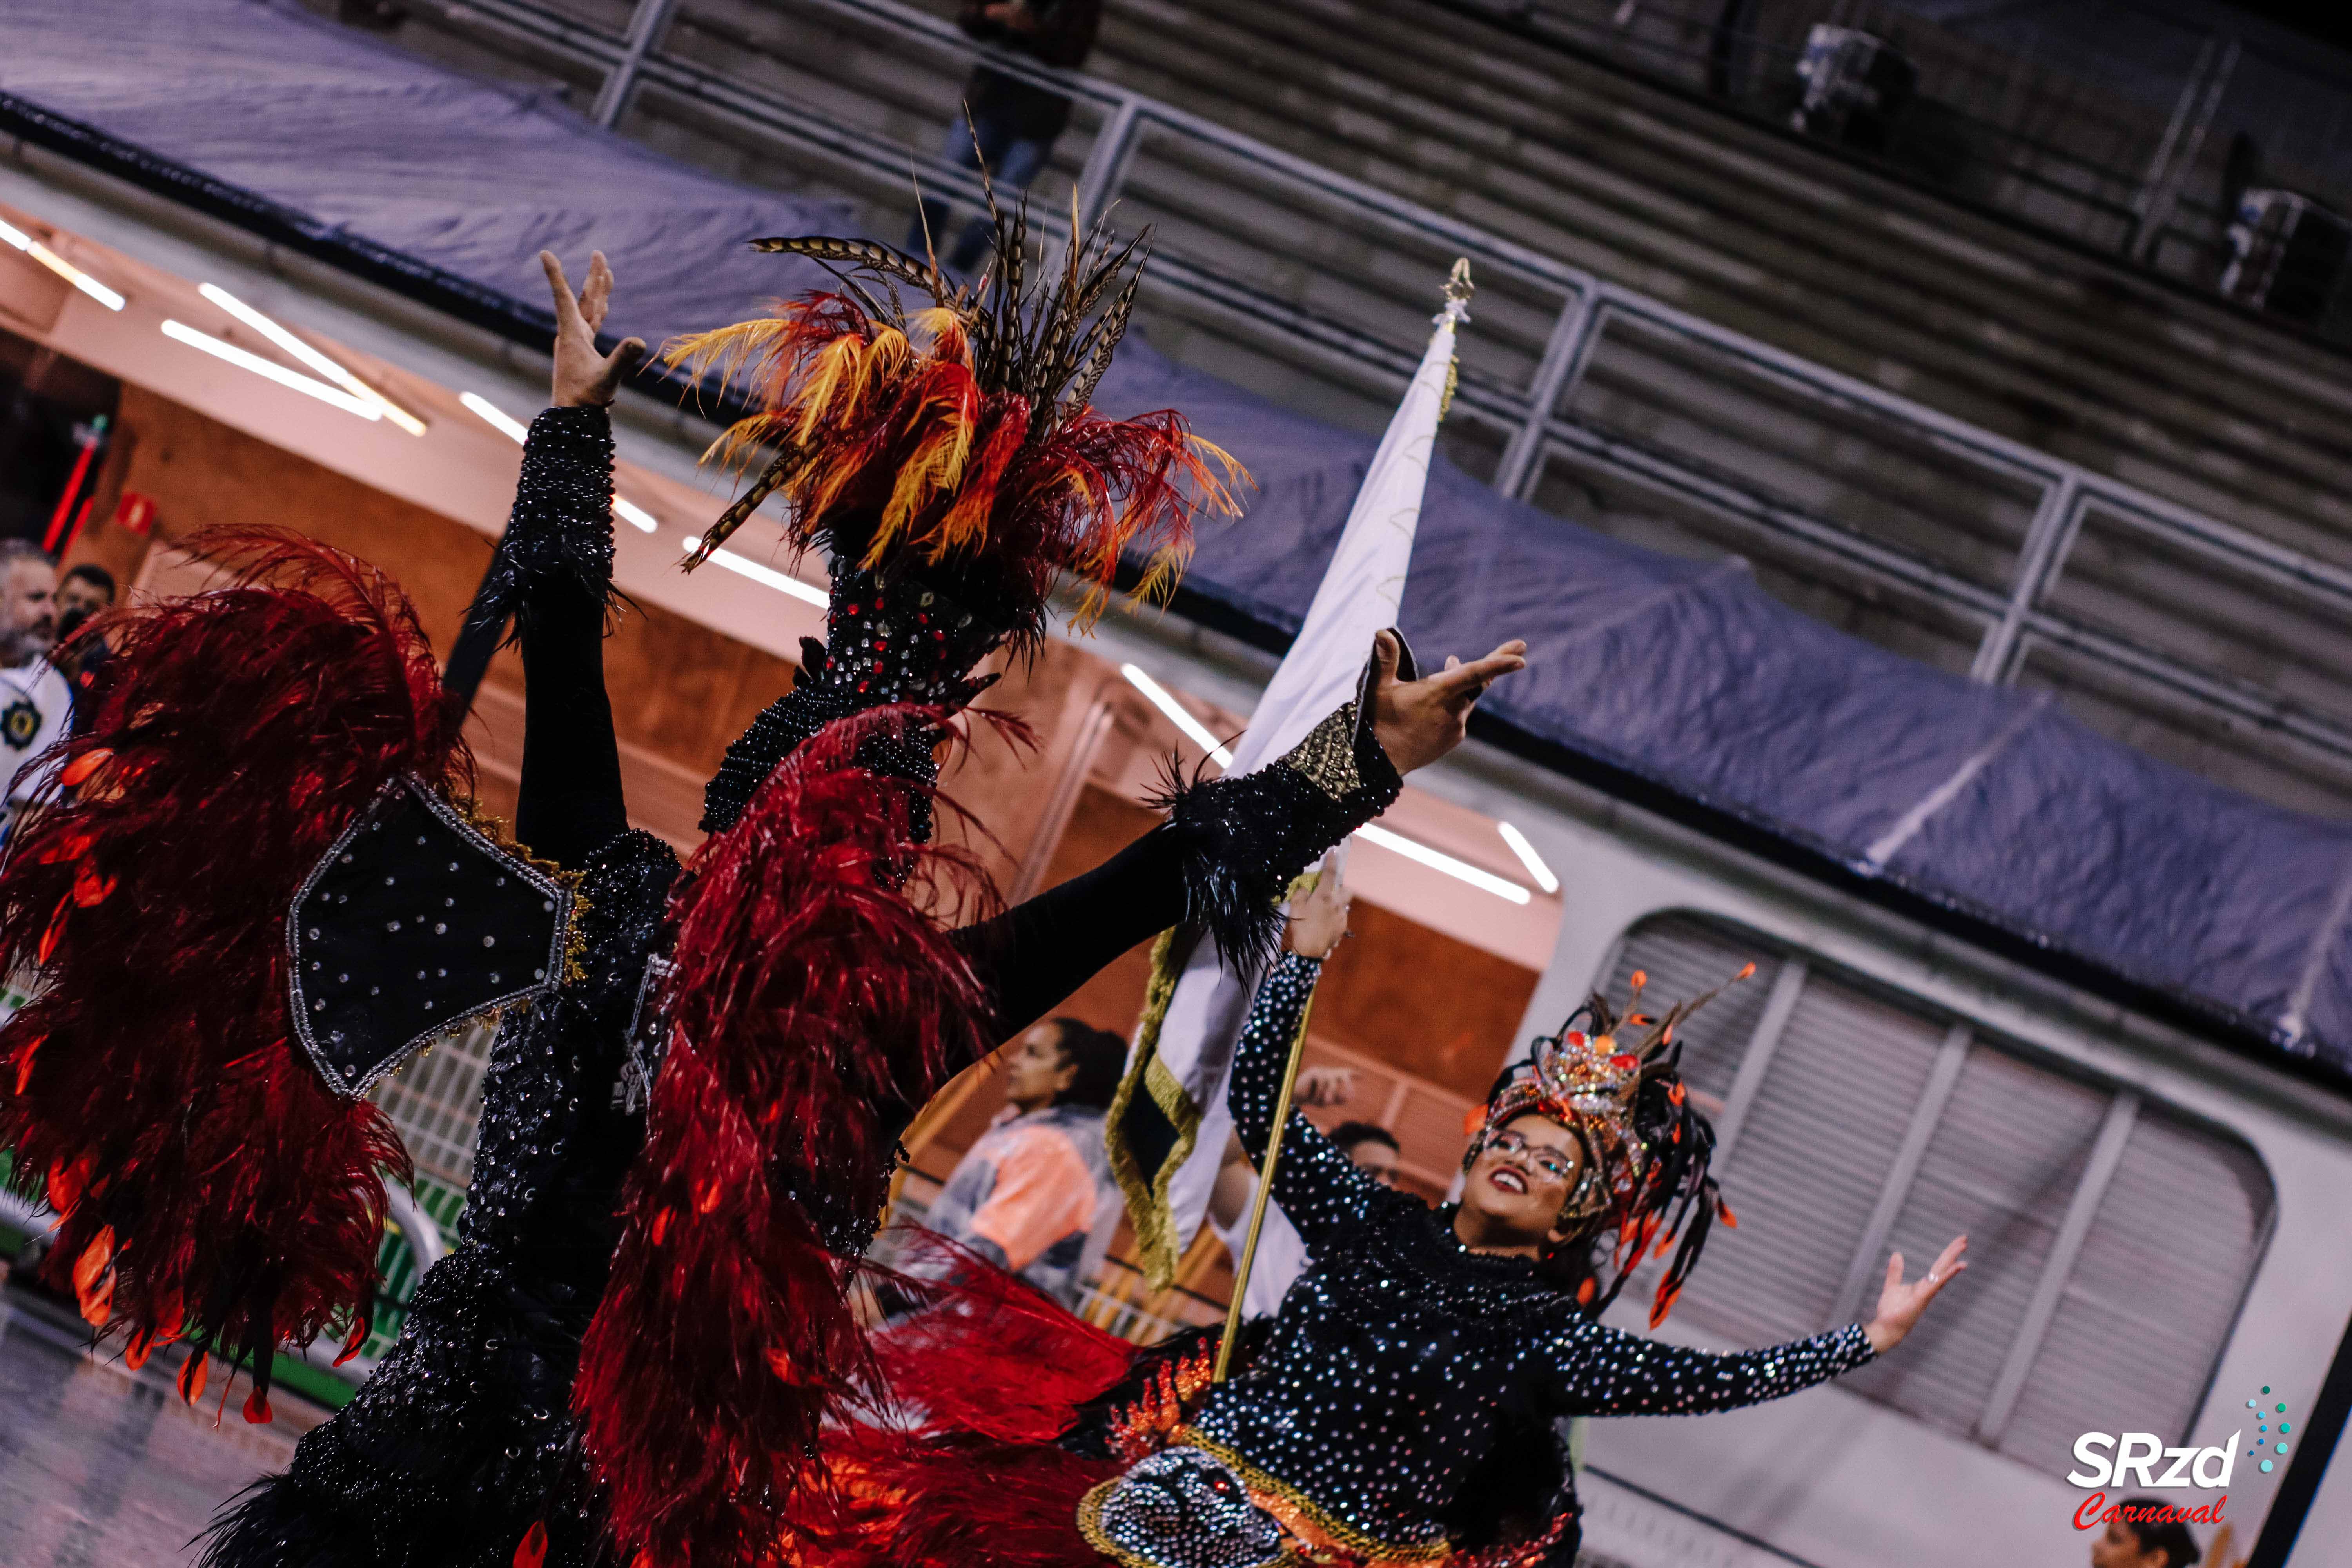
1075 1431 1561 1568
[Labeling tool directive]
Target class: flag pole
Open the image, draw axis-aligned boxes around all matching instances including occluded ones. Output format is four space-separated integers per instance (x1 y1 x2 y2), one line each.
1206 262 1473 1380
1213 1006 1314 1382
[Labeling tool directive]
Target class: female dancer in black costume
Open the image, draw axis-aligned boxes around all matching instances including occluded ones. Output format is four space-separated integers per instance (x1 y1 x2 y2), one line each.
777 866 1967 1568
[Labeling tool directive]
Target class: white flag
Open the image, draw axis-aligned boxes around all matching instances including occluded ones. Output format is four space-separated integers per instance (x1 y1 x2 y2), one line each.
1109 265 1472 1287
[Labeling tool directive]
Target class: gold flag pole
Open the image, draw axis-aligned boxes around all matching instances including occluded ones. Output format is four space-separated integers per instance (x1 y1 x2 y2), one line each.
1211 1003 1315 1383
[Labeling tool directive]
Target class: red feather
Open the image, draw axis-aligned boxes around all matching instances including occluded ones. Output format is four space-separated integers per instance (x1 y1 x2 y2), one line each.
0 526 457 1384
575 707 1005 1568
778 1239 1138 1568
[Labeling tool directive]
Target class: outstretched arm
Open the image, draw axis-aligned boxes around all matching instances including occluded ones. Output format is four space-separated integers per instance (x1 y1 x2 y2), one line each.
501 252 647 869
947 634 1524 1039
1542 1314 1875 1418
1540 1236 1967 1416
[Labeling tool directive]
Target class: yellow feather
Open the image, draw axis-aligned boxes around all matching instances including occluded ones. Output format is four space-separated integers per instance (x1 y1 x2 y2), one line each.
793 335 866 446
662 319 790 398
907 307 971 366
847 327 909 416
884 414 978 543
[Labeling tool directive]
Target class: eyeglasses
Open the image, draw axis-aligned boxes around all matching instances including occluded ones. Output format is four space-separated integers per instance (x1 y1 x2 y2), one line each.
1483 1129 1576 1185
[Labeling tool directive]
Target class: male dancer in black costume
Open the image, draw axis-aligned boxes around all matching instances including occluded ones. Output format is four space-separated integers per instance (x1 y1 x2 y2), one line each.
173 239 1527 1568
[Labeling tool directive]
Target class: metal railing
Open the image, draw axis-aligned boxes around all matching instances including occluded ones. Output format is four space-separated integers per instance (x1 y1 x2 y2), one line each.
1441 0 2352 288
412 0 2352 792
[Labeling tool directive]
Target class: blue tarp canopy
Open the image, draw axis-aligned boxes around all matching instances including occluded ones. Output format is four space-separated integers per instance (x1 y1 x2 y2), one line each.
6 0 2350 1076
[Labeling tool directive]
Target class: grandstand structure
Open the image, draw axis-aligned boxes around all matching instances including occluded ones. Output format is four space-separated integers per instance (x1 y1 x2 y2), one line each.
359 0 2352 820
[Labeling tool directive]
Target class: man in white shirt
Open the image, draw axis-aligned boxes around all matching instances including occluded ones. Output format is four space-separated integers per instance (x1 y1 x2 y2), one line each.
0 539 71 841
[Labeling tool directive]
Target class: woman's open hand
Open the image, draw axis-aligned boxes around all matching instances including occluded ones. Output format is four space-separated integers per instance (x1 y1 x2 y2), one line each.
541 249 647 408
1863 1234 1967 1354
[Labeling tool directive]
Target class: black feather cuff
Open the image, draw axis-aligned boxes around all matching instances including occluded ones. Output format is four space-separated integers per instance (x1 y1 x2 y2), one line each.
698 558 1009 835
470 406 617 640
1154 697 1404 975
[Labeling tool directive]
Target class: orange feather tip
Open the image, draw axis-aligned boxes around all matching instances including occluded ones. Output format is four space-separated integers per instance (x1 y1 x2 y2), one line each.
11 1035 40 1095
243 1388 273 1425
46 1157 87 1214
58 748 110 788
176 1350 209 1406
36 896 70 965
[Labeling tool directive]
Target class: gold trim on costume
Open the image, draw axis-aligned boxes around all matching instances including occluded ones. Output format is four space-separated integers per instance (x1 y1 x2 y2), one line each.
1277 704 1363 802
1175 1430 1450 1564
1103 929 1200 1287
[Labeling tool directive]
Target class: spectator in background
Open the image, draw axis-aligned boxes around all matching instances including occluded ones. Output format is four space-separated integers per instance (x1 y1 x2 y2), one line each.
52 563 115 720
1325 1120 1402 1185
53 562 114 631
913 1015 1129 1309
53 562 113 640
2091 1501 2202 1568
0 539 70 842
908 0 1105 275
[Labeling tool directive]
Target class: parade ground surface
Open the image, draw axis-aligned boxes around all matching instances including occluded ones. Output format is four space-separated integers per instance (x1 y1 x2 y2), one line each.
0 1288 329 1568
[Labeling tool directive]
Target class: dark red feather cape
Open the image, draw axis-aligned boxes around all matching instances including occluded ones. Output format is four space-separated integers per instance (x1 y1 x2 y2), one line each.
575 706 1013 1568
0 528 457 1401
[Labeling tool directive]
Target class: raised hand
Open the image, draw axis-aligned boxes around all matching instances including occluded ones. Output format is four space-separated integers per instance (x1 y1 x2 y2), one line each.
1294 1067 1358 1109
1370 629 1528 774
1284 853 1352 960
541 249 648 408
1863 1234 1968 1354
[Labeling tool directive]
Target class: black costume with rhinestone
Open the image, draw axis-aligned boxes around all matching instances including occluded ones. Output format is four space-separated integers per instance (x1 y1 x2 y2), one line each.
1183 954 1877 1558
467 405 615 641
699 553 1007 836
202 412 679 1568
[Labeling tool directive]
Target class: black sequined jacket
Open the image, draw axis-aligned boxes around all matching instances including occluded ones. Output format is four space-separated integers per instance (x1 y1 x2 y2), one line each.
1187 954 1878 1561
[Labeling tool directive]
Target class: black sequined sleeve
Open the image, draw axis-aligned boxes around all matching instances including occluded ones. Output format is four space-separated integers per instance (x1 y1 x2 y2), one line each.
1227 954 1383 1248
1541 1316 1875 1418
497 408 629 870
948 699 1401 1043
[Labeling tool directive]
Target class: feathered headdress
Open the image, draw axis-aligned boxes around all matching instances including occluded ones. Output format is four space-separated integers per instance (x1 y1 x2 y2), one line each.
666 197 1244 644
1474 963 1754 1326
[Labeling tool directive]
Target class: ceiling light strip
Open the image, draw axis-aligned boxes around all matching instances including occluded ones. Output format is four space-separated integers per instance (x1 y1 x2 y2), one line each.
0 217 125 311
199 283 425 435
1495 821 1559 894
1120 663 1235 766
681 534 827 606
162 320 381 419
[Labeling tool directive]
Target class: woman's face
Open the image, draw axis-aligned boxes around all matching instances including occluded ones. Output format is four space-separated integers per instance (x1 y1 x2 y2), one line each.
1002 1023 1076 1111
1461 1112 1585 1240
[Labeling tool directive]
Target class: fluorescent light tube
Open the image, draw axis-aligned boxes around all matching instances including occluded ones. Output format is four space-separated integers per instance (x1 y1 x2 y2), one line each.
460 392 530 443
199 283 424 434
162 320 380 419
1496 821 1559 894
0 218 124 311
1120 663 1234 766
1358 822 1532 904
681 535 828 606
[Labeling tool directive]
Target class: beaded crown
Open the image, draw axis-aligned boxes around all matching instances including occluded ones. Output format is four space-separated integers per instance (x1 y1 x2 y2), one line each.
1475 962 1754 1324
